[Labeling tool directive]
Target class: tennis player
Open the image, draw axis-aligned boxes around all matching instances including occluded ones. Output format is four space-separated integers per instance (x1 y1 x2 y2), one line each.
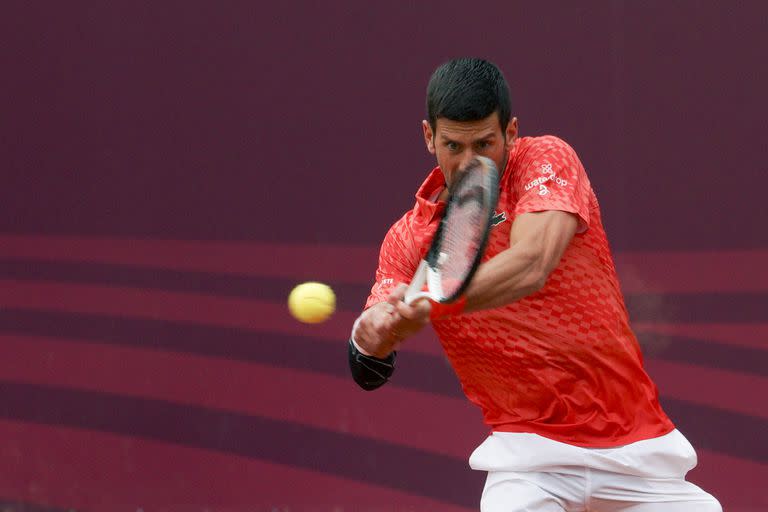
348 58 721 511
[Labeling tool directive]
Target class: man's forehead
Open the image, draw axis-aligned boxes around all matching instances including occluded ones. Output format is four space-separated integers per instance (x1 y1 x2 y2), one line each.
435 113 501 138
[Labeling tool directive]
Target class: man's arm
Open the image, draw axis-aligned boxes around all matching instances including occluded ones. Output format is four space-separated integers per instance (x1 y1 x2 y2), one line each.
349 216 426 389
351 209 576 390
390 209 578 322
463 210 578 312
351 209 578 385
348 297 430 390
352 293 431 358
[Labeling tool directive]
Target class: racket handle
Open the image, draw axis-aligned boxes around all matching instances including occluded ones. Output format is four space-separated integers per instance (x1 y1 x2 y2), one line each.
404 260 429 305
404 290 434 305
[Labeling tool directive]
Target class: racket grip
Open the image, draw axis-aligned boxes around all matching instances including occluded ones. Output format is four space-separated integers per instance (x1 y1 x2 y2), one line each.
429 296 467 320
404 260 428 304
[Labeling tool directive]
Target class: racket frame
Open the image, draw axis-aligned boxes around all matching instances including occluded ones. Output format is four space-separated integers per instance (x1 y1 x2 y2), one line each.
404 156 499 305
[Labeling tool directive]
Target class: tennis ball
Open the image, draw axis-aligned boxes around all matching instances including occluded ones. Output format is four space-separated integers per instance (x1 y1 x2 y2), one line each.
288 281 336 323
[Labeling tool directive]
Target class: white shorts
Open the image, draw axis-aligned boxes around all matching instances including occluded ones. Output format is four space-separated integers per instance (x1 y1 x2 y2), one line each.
468 429 721 511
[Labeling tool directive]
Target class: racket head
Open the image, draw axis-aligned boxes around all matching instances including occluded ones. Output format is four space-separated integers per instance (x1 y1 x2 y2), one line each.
425 155 499 303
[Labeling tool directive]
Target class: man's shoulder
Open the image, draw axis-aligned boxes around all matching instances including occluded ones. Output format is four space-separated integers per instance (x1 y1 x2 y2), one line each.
512 135 584 174
517 134 578 154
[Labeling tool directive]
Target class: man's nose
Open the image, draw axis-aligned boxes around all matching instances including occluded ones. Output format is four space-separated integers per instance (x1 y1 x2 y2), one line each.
459 150 477 170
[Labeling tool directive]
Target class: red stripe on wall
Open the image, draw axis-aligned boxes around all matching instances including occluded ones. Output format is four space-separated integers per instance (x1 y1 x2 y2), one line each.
635 322 768 350
4 279 762 362
644 359 768 419
2 235 767 293
1 332 764 457
0 277 353 338
0 334 485 459
0 420 476 512
0 279 447 357
0 423 763 512
3 280 763 416
614 250 768 293
0 235 378 284
688 449 768 511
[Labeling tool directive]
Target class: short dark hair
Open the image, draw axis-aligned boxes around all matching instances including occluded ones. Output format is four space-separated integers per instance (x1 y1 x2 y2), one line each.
426 58 511 132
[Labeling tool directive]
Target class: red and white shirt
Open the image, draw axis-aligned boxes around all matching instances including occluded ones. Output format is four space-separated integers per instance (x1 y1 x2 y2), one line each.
366 135 673 447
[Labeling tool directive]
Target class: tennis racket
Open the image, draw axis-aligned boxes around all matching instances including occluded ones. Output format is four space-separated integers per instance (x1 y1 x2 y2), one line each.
404 156 499 305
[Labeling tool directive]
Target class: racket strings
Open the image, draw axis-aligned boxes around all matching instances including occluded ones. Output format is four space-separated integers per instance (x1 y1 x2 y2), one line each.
434 169 493 298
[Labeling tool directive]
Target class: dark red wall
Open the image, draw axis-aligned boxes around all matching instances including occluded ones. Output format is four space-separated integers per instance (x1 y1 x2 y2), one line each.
1 2 766 511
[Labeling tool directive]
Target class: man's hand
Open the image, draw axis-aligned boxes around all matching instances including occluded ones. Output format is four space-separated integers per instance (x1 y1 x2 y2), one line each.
390 283 431 340
353 284 432 359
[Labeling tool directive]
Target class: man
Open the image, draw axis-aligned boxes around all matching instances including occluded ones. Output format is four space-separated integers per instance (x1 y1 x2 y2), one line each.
348 58 721 511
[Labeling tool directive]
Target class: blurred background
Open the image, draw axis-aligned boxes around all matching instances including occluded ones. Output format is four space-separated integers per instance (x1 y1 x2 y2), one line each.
1 1 766 511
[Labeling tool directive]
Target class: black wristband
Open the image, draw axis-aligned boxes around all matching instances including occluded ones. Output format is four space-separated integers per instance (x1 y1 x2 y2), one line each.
348 338 396 391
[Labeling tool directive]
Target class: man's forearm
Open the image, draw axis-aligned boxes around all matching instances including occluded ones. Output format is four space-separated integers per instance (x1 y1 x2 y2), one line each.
464 211 577 312
464 242 547 312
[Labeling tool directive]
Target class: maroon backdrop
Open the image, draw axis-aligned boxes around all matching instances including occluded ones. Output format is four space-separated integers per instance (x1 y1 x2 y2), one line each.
1 1 766 511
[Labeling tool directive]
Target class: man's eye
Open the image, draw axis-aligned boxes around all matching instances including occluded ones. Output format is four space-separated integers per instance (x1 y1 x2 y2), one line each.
446 142 460 152
476 141 491 150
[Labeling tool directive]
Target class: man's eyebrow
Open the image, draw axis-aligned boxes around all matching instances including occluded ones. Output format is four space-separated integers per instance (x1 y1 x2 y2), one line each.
438 135 460 145
439 133 496 141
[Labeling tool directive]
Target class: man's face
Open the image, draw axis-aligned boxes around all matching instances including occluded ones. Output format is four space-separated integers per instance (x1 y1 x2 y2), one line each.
422 111 518 189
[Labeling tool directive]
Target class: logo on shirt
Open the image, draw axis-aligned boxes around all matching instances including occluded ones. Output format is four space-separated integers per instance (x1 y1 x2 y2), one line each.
491 210 507 227
524 162 568 195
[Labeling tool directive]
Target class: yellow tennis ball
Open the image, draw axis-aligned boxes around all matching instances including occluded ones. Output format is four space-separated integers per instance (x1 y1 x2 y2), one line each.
288 282 336 323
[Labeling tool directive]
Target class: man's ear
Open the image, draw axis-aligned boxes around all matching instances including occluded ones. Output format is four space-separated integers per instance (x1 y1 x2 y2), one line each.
506 117 519 142
422 120 436 154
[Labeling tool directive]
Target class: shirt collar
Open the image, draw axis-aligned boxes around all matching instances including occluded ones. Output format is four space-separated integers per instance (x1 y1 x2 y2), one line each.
413 167 447 223
413 146 517 223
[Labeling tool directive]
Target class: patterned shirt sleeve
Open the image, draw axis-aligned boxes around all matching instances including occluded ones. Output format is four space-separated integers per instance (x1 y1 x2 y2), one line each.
365 214 419 309
513 136 593 232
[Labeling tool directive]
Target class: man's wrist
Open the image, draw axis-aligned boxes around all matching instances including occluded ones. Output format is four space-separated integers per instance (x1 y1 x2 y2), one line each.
351 336 373 356
350 316 374 356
